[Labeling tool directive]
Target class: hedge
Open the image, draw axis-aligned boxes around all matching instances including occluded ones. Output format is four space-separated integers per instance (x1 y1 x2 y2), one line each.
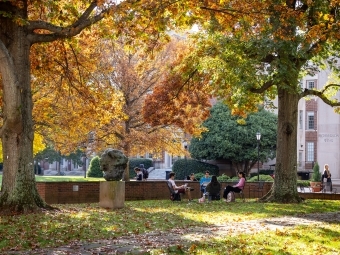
128 158 153 179
172 159 219 180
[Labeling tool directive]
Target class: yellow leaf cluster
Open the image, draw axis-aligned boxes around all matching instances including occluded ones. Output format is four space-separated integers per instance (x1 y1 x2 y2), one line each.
0 133 45 162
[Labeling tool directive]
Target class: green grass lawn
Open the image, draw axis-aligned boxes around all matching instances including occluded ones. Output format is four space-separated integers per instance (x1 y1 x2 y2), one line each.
0 199 339 254
35 175 105 182
0 174 104 184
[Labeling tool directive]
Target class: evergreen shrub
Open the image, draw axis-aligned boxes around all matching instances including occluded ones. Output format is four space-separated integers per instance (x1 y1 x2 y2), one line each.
247 174 274 182
297 180 310 187
311 162 321 182
172 159 219 180
195 172 204 181
250 169 274 178
217 174 230 182
87 156 103 177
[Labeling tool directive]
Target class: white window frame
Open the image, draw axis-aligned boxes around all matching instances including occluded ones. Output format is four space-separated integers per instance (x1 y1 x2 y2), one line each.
306 142 314 162
307 111 314 130
306 80 316 89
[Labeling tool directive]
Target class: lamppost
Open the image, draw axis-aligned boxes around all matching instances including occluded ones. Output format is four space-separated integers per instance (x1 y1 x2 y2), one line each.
256 132 261 182
81 143 87 178
82 152 87 178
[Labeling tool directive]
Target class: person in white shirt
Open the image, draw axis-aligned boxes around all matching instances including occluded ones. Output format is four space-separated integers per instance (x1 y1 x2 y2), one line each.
168 172 192 201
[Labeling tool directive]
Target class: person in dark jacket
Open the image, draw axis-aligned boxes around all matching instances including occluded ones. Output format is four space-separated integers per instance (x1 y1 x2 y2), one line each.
186 173 198 181
139 164 148 181
205 175 221 201
323 164 332 192
134 167 143 181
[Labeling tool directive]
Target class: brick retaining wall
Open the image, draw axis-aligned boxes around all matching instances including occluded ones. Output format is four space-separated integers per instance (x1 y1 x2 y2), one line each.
36 181 339 204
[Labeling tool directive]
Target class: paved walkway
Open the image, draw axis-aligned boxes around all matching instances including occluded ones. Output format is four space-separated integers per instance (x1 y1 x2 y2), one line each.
3 212 340 255
147 168 169 180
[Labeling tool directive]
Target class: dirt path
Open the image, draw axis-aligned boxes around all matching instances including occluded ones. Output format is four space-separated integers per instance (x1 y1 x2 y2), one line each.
3 212 340 255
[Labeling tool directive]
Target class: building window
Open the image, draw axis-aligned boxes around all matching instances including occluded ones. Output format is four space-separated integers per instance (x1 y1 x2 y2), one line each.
306 80 316 89
307 112 314 130
306 142 314 161
299 110 303 129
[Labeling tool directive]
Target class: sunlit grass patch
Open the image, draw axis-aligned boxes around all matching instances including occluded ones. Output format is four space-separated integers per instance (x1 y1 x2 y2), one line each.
0 200 340 253
187 223 340 255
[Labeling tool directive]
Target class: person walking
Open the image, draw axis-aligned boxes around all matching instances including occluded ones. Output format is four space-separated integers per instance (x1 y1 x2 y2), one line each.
323 164 332 192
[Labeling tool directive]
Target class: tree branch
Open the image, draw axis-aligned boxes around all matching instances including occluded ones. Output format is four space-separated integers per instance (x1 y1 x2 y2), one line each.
300 84 340 106
200 6 267 17
249 81 274 93
27 1 112 44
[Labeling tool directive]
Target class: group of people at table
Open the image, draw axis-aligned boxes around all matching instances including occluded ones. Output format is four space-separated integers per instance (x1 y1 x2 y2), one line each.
167 170 246 202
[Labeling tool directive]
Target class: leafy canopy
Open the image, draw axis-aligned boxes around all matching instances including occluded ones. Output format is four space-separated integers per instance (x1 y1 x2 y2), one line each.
190 102 277 174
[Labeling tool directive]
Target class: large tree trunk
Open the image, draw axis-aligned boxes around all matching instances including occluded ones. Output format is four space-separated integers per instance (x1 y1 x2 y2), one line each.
261 88 301 203
0 4 48 214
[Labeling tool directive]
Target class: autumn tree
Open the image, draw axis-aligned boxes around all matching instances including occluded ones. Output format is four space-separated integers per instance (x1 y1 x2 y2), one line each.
189 102 277 175
32 35 197 182
2 0 340 213
0 1 200 214
31 38 126 155
0 1 125 214
141 1 340 202
142 38 213 136
88 38 192 158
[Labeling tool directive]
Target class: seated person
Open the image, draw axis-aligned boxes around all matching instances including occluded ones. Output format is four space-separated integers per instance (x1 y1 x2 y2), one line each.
168 172 192 201
205 175 221 200
223 172 246 201
186 173 198 181
200 171 211 194
134 167 143 181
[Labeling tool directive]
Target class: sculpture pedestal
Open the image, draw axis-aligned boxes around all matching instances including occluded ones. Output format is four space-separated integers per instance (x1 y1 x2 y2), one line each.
99 181 125 209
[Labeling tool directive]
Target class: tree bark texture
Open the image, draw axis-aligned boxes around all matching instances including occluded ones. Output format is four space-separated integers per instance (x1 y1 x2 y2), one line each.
261 88 301 203
0 1 107 213
0 4 47 214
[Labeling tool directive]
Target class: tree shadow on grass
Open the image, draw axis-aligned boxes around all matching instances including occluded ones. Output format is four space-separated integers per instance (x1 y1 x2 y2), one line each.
0 199 340 253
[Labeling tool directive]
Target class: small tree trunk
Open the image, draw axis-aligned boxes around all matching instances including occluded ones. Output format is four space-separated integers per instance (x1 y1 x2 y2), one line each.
261 88 301 203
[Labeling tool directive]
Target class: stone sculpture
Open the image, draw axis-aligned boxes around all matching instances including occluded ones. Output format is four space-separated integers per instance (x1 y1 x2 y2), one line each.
100 148 128 181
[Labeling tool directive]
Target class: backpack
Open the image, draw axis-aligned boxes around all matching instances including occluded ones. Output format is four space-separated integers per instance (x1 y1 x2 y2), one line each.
226 192 235 202
142 168 149 179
